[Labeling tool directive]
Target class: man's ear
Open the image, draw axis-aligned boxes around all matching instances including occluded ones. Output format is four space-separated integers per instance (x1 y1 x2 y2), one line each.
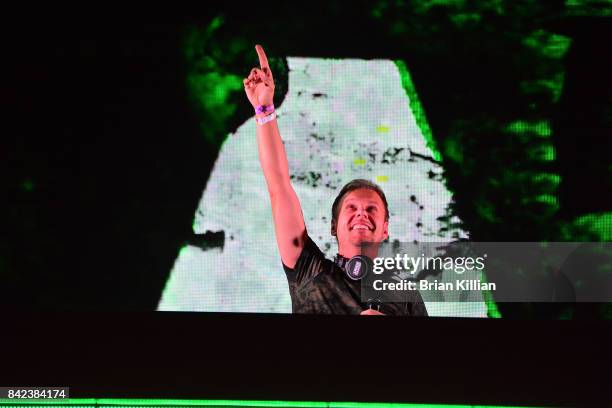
383 220 389 240
331 220 337 236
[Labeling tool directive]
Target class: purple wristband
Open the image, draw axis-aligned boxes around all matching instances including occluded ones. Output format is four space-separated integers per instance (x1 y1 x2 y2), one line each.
255 104 274 115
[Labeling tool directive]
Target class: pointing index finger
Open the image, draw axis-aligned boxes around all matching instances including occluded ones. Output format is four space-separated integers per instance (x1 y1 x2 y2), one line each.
255 44 269 69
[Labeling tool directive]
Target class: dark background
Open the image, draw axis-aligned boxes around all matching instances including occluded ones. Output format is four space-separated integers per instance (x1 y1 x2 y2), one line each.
2 312 611 406
2 2 612 406
3 2 612 313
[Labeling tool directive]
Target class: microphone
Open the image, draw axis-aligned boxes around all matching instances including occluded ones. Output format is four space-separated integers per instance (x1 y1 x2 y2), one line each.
366 298 382 312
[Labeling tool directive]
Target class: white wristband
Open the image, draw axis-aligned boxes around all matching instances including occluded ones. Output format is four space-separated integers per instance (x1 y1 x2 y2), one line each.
256 112 277 126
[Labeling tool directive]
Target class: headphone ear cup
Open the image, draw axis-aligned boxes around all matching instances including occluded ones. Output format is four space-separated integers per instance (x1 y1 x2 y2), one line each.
345 255 372 280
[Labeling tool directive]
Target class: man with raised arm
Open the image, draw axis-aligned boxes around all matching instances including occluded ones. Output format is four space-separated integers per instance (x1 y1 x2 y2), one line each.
243 44 428 316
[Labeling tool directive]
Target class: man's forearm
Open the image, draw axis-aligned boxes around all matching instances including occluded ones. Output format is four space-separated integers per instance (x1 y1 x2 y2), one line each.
256 117 291 192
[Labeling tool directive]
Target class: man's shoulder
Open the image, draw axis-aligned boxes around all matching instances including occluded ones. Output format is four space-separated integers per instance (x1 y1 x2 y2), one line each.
283 234 332 285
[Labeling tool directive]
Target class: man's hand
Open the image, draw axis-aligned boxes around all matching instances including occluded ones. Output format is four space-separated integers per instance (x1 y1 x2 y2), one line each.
360 309 386 315
243 44 275 110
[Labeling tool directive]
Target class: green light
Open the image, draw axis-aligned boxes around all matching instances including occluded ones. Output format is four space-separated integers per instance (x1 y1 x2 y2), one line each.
479 270 502 319
394 60 442 162
475 198 496 223
390 21 408 35
184 15 224 63
178 245 191 258
22 180 34 192
442 136 463 164
533 194 558 205
505 120 551 137
573 212 612 241
449 12 482 27
0 398 536 407
184 21 244 146
522 29 572 60
532 173 561 191
519 194 560 219
565 0 612 17
540 145 555 161
520 73 566 104
206 15 224 35
523 144 555 162
412 0 481 15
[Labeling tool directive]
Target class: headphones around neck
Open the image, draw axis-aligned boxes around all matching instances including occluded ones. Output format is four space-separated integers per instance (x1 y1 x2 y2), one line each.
335 254 382 311
334 254 373 280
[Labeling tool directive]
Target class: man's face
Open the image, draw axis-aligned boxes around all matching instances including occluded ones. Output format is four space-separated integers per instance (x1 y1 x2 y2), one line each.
333 188 389 247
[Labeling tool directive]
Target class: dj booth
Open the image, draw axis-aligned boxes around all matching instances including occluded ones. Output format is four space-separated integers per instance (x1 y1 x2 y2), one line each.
3 312 610 407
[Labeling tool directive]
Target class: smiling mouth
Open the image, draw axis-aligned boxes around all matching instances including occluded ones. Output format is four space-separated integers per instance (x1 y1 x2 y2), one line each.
350 224 374 231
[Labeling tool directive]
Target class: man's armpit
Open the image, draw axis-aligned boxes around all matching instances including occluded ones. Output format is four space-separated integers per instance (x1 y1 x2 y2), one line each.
282 234 326 286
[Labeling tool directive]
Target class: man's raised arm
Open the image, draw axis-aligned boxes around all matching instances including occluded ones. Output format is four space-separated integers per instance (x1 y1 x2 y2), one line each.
243 44 306 269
